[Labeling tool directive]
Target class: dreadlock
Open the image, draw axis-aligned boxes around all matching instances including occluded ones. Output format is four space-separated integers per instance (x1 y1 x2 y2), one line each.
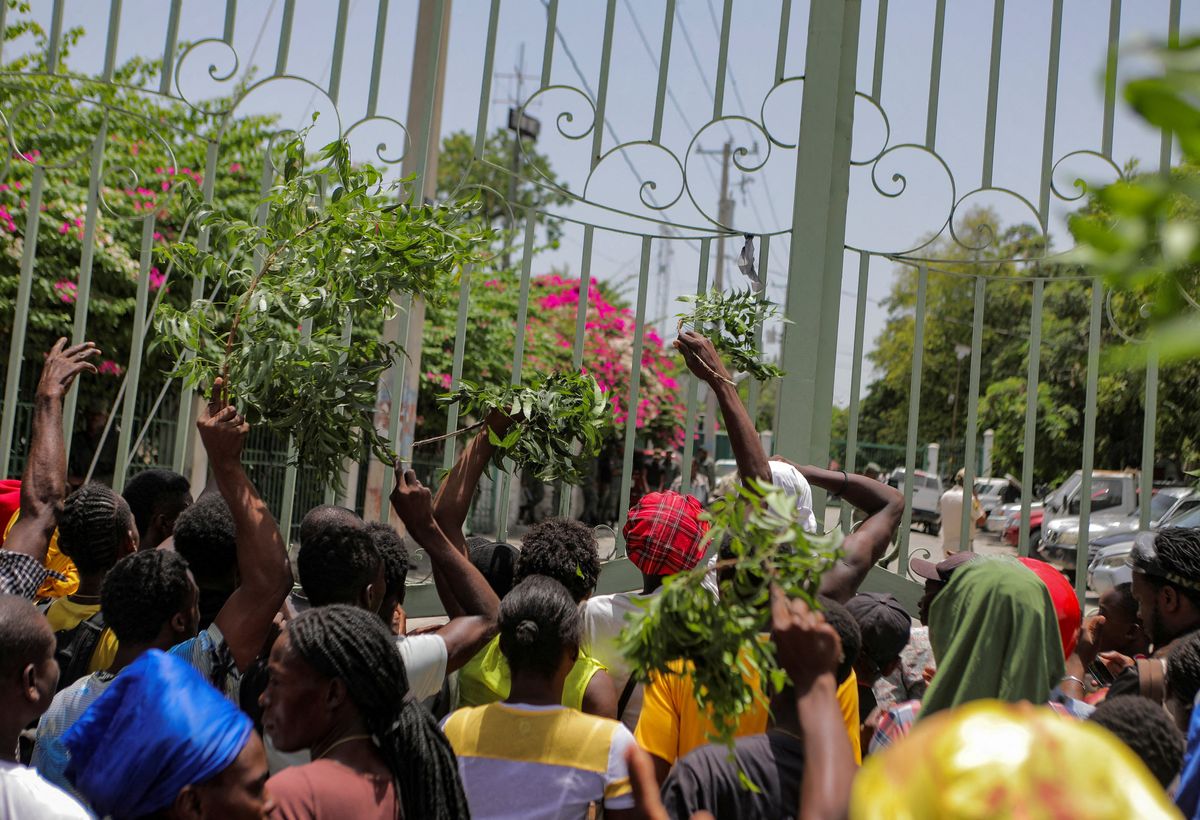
56 482 134 574
287 605 469 820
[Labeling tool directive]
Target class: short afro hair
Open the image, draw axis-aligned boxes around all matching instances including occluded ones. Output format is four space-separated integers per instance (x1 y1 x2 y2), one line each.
1107 582 1139 621
56 483 134 574
817 595 861 685
299 505 362 547
1169 630 1200 711
172 494 237 586
1152 528 1200 605
121 468 190 539
514 518 600 603
1089 695 1184 788
101 550 193 644
365 522 410 604
0 594 54 678
298 522 382 607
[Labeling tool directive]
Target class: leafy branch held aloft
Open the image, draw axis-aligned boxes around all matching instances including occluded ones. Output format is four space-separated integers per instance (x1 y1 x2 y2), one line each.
677 288 787 382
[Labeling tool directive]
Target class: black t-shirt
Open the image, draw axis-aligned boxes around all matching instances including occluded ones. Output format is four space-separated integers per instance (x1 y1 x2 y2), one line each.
661 731 804 820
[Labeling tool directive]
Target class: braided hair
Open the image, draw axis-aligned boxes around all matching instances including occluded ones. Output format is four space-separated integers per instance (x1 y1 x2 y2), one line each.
56 483 134 574
286 605 469 820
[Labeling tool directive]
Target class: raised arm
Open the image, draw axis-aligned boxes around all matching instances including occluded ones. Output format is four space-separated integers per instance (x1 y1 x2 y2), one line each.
4 339 99 561
392 467 500 672
433 408 514 554
773 458 903 603
771 585 855 820
202 380 293 672
674 331 770 486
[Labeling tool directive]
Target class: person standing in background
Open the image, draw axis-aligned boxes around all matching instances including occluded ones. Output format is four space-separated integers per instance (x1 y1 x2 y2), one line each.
938 469 985 553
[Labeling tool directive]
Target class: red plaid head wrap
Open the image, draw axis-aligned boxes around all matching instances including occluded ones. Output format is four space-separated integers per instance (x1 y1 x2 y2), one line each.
623 491 709 577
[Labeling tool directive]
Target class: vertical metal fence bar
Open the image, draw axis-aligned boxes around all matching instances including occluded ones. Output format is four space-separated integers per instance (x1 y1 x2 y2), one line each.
0 168 46 478
112 217 157 492
540 0 559 87
1076 281 1104 602
159 0 181 96
278 318 311 544
172 142 220 474
62 120 109 451
495 211 539 542
101 0 122 82
591 0 617 164
1018 279 1044 556
328 311 354 506
959 276 986 550
1037 0 1064 228
679 240 711 491
275 0 295 76
442 268 473 472
328 0 351 104
774 0 791 83
746 235 768 424
711 0 733 117
557 227 596 518
223 0 237 43
651 0 677 143
0 0 8 65
614 238 654 555
870 0 888 102
980 0 1005 188
1160 0 1181 171
474 0 501 156
1101 0 1122 158
1140 350 1159 530
925 0 947 149
897 265 928 572
841 251 870 534
366 0 390 119
45 0 64 72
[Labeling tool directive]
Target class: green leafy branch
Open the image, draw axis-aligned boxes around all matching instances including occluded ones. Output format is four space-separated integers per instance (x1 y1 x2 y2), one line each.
439 371 609 484
1066 37 1200 366
677 288 787 381
154 130 492 489
618 479 843 760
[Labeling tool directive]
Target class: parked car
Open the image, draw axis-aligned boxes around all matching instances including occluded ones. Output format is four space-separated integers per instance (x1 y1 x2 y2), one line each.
1003 505 1044 549
1088 502 1200 595
986 501 1021 534
974 475 1022 517
1041 470 1139 530
887 468 943 535
1044 486 1196 555
1041 481 1191 573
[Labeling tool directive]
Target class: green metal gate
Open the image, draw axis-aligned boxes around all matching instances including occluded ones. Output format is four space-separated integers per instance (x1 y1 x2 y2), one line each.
0 0 1189 606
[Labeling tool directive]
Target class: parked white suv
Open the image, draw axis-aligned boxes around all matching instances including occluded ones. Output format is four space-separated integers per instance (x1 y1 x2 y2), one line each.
887 468 943 535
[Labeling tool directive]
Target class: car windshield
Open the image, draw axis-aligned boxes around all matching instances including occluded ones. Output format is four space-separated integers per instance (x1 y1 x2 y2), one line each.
1150 491 1182 519
1167 505 1200 529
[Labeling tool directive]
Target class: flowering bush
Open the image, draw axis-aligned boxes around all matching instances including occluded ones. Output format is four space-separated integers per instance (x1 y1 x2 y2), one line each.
420 272 686 447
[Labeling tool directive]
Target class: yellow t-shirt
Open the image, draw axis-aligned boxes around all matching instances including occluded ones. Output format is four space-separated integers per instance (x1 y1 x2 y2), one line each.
4 510 79 599
44 597 119 673
634 657 862 766
457 635 607 711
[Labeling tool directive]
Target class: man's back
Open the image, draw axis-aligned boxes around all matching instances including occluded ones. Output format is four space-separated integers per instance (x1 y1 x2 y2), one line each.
582 590 656 729
661 731 804 820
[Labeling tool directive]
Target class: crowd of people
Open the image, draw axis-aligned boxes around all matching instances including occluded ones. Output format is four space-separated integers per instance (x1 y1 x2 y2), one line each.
0 333 1198 818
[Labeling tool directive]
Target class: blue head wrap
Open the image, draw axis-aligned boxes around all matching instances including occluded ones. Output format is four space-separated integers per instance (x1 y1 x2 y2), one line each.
62 649 253 818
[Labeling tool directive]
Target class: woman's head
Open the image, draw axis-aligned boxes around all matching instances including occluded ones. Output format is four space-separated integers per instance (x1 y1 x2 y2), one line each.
261 605 468 820
922 557 1064 717
498 575 581 680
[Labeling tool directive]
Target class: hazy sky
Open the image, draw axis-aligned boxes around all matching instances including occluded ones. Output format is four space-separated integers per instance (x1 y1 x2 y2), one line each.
20 0 1199 405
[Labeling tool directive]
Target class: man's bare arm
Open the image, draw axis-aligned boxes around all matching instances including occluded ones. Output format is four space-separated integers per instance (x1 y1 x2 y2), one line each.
394 468 501 671
773 458 903 603
674 332 770 486
204 381 293 672
5 339 99 561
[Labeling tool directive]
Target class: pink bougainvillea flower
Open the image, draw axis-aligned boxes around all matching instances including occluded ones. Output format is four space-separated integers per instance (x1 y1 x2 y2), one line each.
230 162 242 172
148 267 166 291
98 360 123 376
58 222 70 234
54 280 77 304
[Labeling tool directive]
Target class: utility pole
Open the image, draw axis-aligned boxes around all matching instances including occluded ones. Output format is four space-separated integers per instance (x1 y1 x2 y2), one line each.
497 44 539 271
695 138 756 455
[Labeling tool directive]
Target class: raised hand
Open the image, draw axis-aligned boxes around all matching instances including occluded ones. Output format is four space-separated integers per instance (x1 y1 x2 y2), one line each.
197 377 248 467
390 466 437 536
37 338 100 399
770 584 843 693
674 331 733 386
